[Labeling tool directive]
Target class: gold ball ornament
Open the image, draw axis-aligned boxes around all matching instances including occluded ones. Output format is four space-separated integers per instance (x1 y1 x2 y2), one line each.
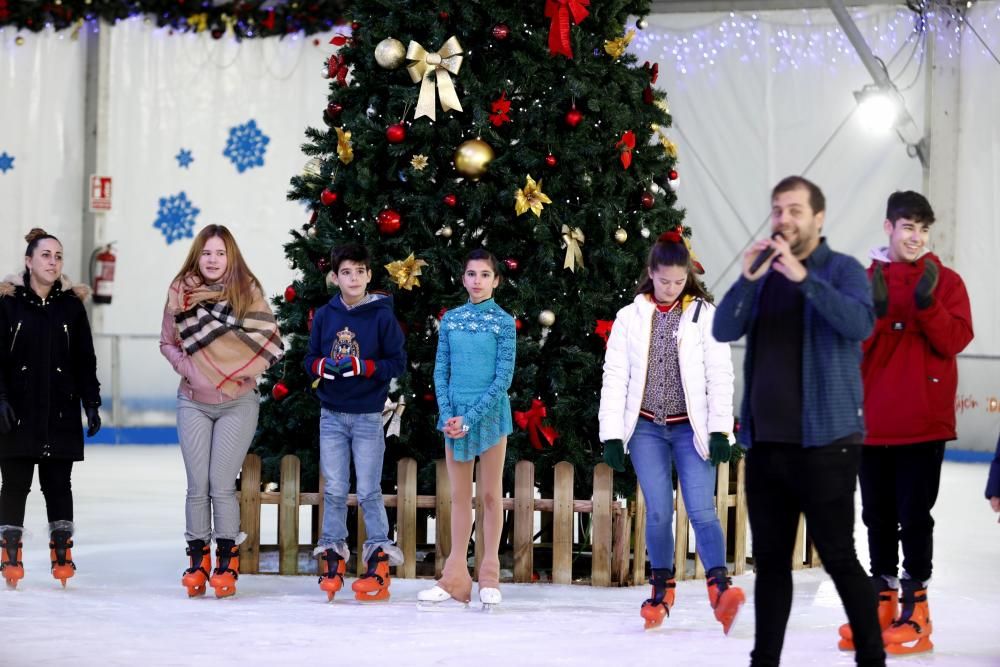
307 226 318 238
614 228 628 244
374 38 406 69
439 225 453 238
454 139 495 180
538 310 556 327
15 36 25 46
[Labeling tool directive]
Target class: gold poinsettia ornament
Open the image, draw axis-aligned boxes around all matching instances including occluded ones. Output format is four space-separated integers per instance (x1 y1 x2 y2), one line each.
514 175 553 218
604 30 635 60
335 127 354 164
385 254 428 290
410 154 429 171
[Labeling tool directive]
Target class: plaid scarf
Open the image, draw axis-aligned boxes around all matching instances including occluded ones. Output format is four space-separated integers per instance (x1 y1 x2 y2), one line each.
166 276 283 396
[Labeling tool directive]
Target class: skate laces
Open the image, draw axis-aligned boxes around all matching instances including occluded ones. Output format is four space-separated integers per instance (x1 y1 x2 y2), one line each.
319 549 344 581
645 571 675 606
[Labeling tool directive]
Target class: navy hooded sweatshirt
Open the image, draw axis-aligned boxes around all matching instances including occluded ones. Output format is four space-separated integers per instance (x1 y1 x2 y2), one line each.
304 292 406 413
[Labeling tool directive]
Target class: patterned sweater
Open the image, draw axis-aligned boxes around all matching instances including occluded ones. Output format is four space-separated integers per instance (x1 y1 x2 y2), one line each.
433 298 516 430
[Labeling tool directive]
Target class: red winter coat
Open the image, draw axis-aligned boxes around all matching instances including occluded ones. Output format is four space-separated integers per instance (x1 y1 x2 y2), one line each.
862 250 973 445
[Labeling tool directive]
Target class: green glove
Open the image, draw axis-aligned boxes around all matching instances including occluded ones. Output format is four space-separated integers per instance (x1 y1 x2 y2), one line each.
914 259 938 310
602 439 626 472
871 263 888 318
708 432 731 466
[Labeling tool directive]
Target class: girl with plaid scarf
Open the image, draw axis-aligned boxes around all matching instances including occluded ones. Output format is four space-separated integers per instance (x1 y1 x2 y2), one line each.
159 225 282 599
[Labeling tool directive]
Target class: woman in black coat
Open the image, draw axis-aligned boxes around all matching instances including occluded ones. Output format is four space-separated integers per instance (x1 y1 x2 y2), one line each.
0 228 101 589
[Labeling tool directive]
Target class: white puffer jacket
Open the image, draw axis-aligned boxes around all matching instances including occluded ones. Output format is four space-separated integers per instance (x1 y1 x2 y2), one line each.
598 294 735 460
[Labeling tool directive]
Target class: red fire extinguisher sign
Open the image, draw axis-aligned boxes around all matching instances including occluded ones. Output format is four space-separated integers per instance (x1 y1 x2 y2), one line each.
89 175 112 212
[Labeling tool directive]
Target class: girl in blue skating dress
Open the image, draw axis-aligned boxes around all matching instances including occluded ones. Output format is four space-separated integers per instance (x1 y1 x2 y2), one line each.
418 249 515 609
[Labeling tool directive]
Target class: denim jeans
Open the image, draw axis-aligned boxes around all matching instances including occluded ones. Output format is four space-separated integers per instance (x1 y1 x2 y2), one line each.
628 419 726 572
318 409 390 557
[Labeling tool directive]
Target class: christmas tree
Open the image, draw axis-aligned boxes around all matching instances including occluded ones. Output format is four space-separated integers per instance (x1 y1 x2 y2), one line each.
254 0 685 498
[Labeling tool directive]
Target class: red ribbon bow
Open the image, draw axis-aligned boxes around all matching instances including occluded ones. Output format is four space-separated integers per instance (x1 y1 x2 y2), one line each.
594 320 614 347
658 226 683 244
261 9 275 31
616 130 636 169
642 61 659 84
544 0 590 58
514 399 560 450
327 54 349 87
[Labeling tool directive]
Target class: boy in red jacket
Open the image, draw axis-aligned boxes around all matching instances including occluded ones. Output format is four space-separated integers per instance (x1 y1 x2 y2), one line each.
839 191 973 655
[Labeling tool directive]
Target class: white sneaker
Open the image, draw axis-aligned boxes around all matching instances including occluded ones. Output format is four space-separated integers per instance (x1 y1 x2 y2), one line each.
417 585 468 611
479 587 502 610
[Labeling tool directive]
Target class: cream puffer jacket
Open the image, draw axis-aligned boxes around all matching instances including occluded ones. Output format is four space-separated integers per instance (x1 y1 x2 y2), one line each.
598 294 735 460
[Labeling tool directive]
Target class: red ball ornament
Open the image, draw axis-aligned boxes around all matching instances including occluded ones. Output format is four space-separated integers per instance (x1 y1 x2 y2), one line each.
641 192 655 209
210 28 224 40
492 24 510 40
316 257 331 273
514 318 523 331
503 258 519 272
386 123 406 144
284 285 297 302
669 169 679 180
271 381 290 401
351 21 361 31
439 11 449 20
443 193 457 208
377 209 402 235
422 392 436 404
327 102 344 118
320 189 338 206
545 154 558 167
565 108 583 127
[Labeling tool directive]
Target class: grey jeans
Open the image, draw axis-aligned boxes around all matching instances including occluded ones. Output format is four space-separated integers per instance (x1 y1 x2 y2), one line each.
177 390 260 542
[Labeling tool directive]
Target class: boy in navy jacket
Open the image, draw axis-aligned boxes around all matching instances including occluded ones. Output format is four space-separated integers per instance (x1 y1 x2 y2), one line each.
304 243 406 602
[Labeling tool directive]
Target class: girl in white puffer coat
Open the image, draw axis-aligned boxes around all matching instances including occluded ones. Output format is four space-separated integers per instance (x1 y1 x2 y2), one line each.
598 227 744 632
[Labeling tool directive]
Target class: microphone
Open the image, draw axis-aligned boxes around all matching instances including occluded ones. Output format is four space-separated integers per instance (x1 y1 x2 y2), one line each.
748 231 784 275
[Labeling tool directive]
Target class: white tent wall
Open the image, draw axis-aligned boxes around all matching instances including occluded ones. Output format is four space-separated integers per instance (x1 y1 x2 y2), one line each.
1 6 997 447
96 19 332 409
0 27 88 281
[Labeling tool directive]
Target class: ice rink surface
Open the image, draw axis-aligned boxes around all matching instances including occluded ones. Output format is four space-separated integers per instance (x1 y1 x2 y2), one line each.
3 446 999 666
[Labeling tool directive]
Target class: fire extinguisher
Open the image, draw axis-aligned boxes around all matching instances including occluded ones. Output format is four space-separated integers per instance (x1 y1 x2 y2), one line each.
90 243 116 305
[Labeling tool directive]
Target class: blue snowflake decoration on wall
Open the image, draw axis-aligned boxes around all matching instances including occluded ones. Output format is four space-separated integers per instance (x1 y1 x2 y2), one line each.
153 192 200 245
175 148 194 169
223 120 269 173
0 152 14 174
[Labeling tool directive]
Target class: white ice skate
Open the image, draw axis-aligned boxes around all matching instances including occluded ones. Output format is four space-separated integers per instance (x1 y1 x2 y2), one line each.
416 585 469 611
479 587 502 612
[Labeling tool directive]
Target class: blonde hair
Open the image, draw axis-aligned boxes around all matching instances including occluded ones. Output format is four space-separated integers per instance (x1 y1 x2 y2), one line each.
172 225 262 320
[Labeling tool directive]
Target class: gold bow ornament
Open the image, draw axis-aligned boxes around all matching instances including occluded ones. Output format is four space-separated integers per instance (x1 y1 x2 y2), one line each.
406 36 465 121
561 225 585 272
382 396 407 438
335 127 354 165
385 253 428 290
514 175 552 218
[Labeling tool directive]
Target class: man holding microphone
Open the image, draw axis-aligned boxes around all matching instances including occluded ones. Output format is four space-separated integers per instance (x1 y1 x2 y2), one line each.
713 176 884 667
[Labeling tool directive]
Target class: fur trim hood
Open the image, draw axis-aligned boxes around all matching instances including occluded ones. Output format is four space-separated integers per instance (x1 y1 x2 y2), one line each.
0 272 92 301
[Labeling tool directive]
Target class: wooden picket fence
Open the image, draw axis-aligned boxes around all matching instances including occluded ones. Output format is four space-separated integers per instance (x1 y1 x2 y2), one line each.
236 453 818 585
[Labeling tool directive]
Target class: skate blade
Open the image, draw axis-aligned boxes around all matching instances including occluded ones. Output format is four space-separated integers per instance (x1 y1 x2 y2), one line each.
186 585 206 598
643 618 665 631
886 638 933 655
417 599 469 612
480 602 500 613
213 587 236 599
354 590 390 603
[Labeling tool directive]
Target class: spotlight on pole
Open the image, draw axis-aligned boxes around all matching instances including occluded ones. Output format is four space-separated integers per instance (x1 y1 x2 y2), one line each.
853 85 903 133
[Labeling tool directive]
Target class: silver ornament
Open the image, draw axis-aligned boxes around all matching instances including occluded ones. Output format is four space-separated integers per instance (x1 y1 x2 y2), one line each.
637 18 649 30
538 309 556 327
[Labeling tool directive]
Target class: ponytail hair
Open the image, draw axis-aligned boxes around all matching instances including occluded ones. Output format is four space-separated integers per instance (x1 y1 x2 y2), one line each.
634 225 713 303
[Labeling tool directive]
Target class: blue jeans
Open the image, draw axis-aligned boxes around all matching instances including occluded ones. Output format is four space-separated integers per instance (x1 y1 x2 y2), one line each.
629 419 726 572
318 409 390 556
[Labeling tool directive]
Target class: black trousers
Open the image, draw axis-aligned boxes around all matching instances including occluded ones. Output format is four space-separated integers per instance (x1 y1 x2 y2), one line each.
747 443 884 667
0 458 74 527
859 441 945 583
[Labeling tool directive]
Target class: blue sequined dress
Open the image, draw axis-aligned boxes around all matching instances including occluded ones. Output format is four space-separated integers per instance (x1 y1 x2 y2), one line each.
434 298 516 461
